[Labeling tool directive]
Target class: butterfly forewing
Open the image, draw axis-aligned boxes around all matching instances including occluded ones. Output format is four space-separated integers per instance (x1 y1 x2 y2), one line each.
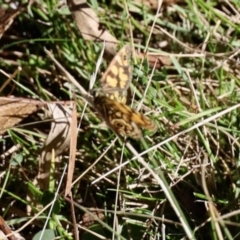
99 44 132 104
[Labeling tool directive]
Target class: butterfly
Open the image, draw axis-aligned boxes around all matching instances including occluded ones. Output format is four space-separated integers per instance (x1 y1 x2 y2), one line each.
93 44 157 139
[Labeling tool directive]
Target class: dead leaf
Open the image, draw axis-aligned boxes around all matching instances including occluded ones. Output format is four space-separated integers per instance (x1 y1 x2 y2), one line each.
0 97 43 135
67 0 118 56
38 104 73 190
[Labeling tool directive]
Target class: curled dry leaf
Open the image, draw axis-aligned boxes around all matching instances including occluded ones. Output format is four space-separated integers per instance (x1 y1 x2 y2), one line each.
38 104 73 190
67 0 118 56
0 97 43 135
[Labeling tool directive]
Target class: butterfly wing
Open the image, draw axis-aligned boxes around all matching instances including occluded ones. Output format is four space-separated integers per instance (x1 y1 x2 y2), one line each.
94 96 156 139
99 44 132 104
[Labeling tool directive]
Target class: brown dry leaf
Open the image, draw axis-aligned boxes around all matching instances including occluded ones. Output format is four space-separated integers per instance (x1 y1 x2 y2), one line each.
38 103 73 190
0 97 43 135
67 0 118 56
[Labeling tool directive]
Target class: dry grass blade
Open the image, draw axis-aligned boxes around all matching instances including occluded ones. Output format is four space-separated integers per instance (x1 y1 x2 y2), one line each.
65 193 79 240
65 100 77 196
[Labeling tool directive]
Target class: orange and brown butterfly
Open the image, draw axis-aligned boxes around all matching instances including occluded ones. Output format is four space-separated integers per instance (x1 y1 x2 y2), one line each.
93 44 157 139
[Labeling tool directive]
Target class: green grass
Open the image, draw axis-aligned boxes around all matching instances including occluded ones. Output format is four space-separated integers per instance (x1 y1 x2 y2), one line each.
1 0 240 239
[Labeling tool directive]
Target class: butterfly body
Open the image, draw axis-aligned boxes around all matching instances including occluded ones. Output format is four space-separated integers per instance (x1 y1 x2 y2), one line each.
93 44 157 139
